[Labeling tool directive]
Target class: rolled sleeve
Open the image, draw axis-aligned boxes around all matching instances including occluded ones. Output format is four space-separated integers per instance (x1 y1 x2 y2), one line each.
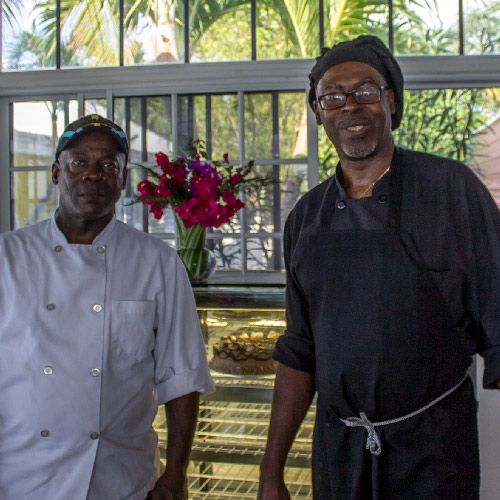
482 345 500 389
273 330 316 374
463 170 500 390
153 248 214 405
155 365 215 403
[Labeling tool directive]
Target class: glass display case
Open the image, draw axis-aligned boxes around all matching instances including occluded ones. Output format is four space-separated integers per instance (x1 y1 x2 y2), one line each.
154 285 314 499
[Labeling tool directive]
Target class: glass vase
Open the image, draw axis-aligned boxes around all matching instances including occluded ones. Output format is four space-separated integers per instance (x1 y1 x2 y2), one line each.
175 215 217 283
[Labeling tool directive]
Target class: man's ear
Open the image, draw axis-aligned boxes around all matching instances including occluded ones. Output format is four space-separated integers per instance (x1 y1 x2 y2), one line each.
387 89 396 115
52 161 60 185
121 166 128 190
313 101 323 126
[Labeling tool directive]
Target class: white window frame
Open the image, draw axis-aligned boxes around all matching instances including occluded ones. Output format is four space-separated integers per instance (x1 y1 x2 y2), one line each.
2 55 500 236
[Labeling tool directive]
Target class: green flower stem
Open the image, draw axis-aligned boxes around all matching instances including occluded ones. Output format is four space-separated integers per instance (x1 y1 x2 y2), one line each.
175 213 206 250
175 214 214 282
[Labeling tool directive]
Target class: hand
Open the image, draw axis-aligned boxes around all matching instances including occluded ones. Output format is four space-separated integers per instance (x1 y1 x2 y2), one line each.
257 476 291 500
151 469 187 500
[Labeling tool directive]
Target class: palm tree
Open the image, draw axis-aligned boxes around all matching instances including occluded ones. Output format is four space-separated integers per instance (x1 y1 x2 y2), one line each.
23 0 401 66
1 0 21 67
28 0 257 65
1 0 19 26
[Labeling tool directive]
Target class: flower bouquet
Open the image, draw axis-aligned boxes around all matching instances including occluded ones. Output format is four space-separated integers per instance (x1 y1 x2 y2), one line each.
136 140 269 282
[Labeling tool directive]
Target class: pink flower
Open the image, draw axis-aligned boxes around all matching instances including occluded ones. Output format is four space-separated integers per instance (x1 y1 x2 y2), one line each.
137 179 155 197
230 173 242 185
191 158 218 176
150 203 165 220
155 185 171 198
176 197 227 228
156 152 171 174
175 200 199 228
222 191 238 205
191 174 218 200
136 148 261 229
171 165 186 185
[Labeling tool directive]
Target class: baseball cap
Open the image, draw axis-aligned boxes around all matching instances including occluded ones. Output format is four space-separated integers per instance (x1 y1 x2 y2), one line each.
55 114 129 161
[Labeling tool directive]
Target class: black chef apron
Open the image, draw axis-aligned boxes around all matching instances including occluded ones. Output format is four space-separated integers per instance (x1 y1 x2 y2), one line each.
292 162 479 500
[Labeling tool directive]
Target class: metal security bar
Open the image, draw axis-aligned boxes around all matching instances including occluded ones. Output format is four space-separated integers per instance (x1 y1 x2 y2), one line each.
154 397 315 497
210 373 276 389
192 401 314 464
187 462 312 500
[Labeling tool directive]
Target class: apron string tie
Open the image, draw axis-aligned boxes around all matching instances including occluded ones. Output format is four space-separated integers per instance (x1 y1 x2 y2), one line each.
343 412 382 455
339 373 469 456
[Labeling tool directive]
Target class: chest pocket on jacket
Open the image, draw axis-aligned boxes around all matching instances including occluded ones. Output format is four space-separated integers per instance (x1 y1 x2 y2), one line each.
111 300 156 360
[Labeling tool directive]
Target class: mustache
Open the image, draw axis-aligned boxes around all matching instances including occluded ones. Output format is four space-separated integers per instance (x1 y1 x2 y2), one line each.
336 116 372 129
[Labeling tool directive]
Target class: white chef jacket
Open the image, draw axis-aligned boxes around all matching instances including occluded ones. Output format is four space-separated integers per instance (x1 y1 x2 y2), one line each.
0 215 215 500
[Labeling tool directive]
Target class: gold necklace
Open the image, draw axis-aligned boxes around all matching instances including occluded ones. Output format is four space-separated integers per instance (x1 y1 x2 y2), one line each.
356 165 391 199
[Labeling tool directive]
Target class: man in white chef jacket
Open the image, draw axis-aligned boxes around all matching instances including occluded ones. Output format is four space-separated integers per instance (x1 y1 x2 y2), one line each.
0 114 215 500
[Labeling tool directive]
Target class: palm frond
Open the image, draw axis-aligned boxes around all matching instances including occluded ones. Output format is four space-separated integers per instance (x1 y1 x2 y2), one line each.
1 0 21 27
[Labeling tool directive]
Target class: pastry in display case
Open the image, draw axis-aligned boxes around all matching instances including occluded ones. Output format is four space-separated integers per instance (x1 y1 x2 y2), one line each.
154 285 314 499
208 331 279 375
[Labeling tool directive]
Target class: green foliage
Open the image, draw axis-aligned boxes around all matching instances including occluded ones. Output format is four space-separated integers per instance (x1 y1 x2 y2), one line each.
190 4 251 61
191 94 240 160
393 0 459 54
7 0 500 66
318 128 339 181
395 89 488 165
190 0 251 51
112 96 173 164
270 0 319 57
8 23 78 69
245 94 273 159
256 4 302 59
279 93 307 158
464 0 500 54
325 0 389 47
1 0 20 27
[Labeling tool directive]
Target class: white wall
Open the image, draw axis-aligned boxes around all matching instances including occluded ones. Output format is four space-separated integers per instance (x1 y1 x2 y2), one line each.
473 121 500 497
477 356 500 500
0 98 10 234
475 117 500 207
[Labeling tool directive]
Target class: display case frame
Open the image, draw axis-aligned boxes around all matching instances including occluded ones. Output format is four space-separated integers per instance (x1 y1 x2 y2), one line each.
154 285 314 499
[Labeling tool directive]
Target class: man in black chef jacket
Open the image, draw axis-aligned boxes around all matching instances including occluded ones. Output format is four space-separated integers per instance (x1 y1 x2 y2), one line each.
258 35 500 500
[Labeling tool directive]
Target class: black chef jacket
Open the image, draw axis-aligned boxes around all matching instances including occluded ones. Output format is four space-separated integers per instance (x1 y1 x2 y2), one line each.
274 147 500 499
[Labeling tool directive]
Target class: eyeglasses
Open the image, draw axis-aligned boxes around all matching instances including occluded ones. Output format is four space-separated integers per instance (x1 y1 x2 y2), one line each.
317 86 389 110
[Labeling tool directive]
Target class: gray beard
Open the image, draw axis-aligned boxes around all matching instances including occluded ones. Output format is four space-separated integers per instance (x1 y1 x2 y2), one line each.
340 140 377 159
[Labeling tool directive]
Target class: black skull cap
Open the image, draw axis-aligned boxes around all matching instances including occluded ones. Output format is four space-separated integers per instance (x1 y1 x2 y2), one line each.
55 114 129 161
308 35 404 130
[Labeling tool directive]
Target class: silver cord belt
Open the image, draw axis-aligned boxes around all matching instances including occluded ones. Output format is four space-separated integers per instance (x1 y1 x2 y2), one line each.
339 373 468 456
